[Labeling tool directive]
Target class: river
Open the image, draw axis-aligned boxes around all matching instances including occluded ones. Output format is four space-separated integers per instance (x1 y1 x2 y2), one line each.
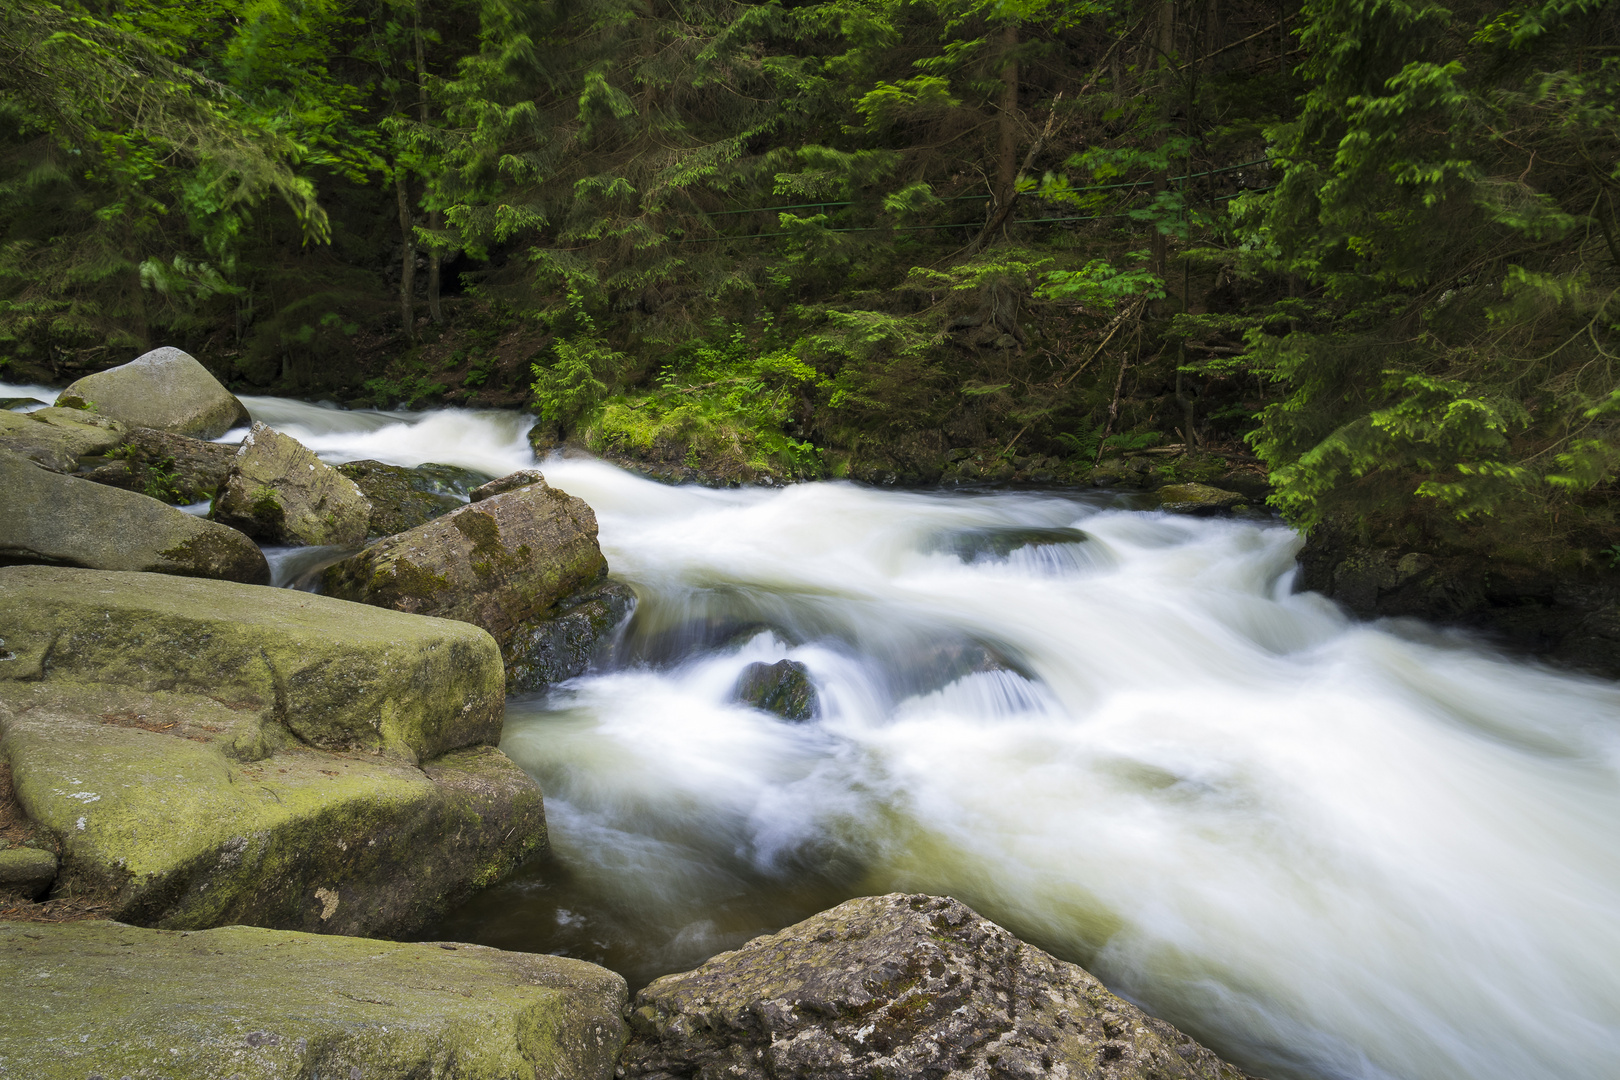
15 387 1620 1080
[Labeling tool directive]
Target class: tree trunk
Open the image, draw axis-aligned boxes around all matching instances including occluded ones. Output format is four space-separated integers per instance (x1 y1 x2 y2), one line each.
396 172 416 342
1151 0 1176 279
995 22 1019 211
414 2 441 323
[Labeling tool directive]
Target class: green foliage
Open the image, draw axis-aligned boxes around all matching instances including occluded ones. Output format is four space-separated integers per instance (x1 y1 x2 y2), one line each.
1223 0 1620 526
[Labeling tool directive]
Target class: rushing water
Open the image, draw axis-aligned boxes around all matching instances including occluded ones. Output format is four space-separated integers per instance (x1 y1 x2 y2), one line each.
12 387 1620 1080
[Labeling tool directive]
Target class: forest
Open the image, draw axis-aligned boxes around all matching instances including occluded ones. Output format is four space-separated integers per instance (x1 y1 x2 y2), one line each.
3 0 1618 548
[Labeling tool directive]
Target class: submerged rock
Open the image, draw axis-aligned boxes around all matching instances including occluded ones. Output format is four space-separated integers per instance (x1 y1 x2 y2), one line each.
0 406 126 473
1155 483 1246 516
213 421 371 547
622 892 1258 1080
732 658 817 721
82 426 240 504
323 471 609 653
59 345 250 439
940 525 1091 562
337 458 465 537
0 565 536 935
506 581 637 692
0 450 269 583
0 920 627 1080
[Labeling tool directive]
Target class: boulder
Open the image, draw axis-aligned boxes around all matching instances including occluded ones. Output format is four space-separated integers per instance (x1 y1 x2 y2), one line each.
471 468 546 502
58 346 250 438
213 422 371 547
1155 483 1246 516
621 893 1258 1080
0 396 48 411
506 581 637 692
0 846 56 901
82 426 240 504
0 406 126 473
336 458 465 537
0 451 269 584
940 526 1091 562
0 564 503 763
0 565 536 934
0 920 627 1080
323 473 608 652
732 658 816 722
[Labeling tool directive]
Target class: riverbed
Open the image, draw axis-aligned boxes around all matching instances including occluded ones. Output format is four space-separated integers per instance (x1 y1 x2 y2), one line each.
16 387 1620 1080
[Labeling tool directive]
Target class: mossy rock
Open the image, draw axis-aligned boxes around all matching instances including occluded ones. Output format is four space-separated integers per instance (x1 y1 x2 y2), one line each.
0 845 56 900
0 450 269 584
731 659 816 722
0 685 544 935
1154 482 1246 516
0 407 127 473
81 427 241 505
323 473 609 650
936 526 1091 562
0 565 532 934
213 422 371 547
337 458 467 538
505 581 637 693
0 564 504 763
621 893 1259 1080
59 345 251 439
0 920 627 1080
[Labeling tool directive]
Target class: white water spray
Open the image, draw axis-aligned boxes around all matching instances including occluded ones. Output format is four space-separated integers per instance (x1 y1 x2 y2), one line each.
13 386 1620 1080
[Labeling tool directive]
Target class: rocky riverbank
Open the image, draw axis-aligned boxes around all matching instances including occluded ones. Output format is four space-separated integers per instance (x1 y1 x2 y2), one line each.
0 346 1272 1078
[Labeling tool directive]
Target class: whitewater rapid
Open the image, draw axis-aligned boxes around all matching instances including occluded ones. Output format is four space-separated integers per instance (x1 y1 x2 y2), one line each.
10 387 1619 1080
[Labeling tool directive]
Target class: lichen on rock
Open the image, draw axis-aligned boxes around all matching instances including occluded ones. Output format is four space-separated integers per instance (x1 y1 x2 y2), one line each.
621 892 1259 1080
0 450 269 583
0 920 627 1080
213 422 371 546
59 345 251 439
323 471 610 652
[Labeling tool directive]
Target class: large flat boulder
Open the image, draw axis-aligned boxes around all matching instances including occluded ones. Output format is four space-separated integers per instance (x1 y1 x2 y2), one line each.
0 451 269 584
323 473 611 676
82 426 241 504
0 920 627 1080
213 421 371 547
0 406 126 473
59 346 250 439
621 893 1258 1080
0 566 538 935
0 564 502 762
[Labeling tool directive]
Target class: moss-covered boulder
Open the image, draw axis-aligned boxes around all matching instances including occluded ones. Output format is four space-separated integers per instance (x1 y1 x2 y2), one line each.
0 920 627 1080
323 473 608 650
0 565 538 935
213 422 371 547
621 893 1258 1080
58 346 250 439
336 458 466 537
0 451 269 584
1154 482 1246 516
471 468 546 502
506 581 637 692
0 564 502 763
0 406 126 473
82 427 241 505
0 846 56 901
731 659 816 722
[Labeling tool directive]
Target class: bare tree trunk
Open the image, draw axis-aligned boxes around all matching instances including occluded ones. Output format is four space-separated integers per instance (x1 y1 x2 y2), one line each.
995 22 1019 210
1151 0 1176 279
396 171 416 342
414 2 441 324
